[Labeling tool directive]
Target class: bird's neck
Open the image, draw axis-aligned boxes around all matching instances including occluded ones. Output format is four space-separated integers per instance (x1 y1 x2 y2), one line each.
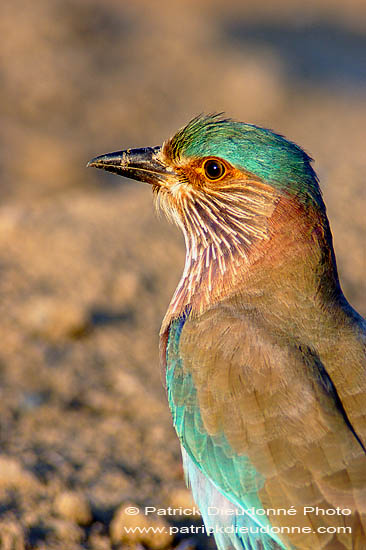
161 193 344 335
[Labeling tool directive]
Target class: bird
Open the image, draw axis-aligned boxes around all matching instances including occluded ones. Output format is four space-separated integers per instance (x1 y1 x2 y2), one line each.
88 114 366 550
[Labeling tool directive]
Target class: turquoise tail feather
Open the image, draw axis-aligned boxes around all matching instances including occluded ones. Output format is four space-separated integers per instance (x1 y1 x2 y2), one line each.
182 447 283 550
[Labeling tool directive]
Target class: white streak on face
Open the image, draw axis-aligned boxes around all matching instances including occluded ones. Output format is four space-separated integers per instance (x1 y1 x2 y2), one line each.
170 182 182 197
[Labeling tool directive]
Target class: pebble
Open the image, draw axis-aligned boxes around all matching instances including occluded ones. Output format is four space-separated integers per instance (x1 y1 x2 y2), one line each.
0 456 40 494
110 502 173 549
23 297 89 340
0 515 25 550
54 491 92 525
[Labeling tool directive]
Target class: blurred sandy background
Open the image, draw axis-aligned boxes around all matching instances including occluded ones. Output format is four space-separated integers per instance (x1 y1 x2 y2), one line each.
0 0 365 548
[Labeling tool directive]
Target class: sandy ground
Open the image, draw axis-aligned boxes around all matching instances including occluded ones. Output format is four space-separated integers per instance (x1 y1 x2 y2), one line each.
0 1 365 548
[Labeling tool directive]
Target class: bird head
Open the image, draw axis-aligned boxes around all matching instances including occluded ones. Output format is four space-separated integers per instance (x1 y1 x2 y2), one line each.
88 114 328 315
88 114 322 248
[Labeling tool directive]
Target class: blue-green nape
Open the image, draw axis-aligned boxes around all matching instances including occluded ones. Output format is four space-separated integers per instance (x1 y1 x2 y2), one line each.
166 114 322 206
166 314 288 550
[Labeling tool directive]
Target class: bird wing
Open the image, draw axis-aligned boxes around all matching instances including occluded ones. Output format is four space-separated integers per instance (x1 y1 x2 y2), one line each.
164 309 366 550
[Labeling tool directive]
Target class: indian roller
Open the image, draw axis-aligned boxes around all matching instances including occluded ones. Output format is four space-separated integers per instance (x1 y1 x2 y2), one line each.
88 114 366 550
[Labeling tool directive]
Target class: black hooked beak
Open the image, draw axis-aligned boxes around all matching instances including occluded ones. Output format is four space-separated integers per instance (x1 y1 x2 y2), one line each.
87 146 173 186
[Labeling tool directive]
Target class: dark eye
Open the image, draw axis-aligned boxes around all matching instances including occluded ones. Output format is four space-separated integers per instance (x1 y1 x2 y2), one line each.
203 159 225 180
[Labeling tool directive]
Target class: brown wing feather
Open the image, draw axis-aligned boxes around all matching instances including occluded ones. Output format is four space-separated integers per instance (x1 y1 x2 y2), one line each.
179 307 366 549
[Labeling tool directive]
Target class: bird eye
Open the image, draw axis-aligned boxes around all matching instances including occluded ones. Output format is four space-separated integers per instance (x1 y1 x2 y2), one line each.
203 159 225 180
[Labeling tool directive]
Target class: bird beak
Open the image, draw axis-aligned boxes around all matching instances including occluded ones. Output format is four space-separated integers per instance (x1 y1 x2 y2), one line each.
87 146 173 186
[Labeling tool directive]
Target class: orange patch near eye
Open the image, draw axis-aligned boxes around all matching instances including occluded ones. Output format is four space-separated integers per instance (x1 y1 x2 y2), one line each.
176 157 266 191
